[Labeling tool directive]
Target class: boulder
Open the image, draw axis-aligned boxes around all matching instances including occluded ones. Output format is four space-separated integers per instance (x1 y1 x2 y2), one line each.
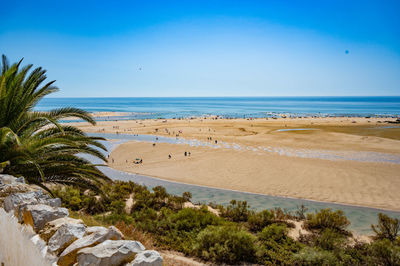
129 250 163 266
48 223 86 254
22 204 69 231
0 174 25 184
40 217 85 242
0 181 35 207
58 226 123 266
86 226 109 235
77 240 145 266
3 190 62 222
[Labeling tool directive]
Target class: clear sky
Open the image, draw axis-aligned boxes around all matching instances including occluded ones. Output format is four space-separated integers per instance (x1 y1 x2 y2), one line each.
1 0 400 97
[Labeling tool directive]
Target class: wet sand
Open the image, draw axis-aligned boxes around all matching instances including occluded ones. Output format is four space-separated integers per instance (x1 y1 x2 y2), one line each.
73 116 400 211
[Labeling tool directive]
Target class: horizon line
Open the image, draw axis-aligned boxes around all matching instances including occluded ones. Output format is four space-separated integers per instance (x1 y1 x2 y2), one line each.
46 95 400 99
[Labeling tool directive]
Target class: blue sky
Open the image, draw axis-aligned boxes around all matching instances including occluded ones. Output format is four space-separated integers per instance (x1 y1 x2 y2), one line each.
1 0 400 97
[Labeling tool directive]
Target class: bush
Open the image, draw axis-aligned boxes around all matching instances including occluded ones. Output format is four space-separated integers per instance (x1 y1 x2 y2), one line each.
369 239 400 266
248 210 274 232
259 224 288 243
305 209 350 234
95 213 134 225
372 213 400 242
257 224 301 264
133 207 222 254
314 229 347 251
193 225 257 264
182 191 192 202
220 200 253 222
293 247 338 265
295 204 308 220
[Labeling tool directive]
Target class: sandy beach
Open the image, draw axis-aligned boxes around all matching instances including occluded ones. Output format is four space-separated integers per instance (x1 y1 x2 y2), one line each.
73 116 400 211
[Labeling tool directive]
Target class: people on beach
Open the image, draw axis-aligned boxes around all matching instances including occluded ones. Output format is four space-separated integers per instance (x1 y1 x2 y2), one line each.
184 151 187 156
168 154 171 159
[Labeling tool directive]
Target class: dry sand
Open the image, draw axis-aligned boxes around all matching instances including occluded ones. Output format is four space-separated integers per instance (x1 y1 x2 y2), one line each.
73 116 400 211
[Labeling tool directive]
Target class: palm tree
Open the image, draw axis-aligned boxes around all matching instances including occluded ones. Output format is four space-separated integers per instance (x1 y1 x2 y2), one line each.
0 55 110 193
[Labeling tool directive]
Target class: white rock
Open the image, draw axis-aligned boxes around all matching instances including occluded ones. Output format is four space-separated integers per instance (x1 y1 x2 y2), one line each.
0 174 25 184
129 250 163 266
4 190 44 212
23 204 69 231
40 217 85 242
77 240 145 266
58 226 123 266
4 191 62 222
48 223 86 254
86 226 109 235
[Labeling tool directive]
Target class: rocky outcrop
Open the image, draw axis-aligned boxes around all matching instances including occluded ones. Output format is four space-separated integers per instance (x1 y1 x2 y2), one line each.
77 240 145 266
22 204 69 231
0 174 163 266
58 226 123 266
39 217 85 242
129 250 163 266
48 223 86 254
4 190 62 222
0 174 34 207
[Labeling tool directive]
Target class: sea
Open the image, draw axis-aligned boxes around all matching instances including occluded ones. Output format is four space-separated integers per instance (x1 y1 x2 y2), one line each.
36 96 400 119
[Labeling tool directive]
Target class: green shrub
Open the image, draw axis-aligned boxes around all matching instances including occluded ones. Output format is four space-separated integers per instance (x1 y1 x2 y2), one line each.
95 213 134 225
306 209 350 234
295 204 308 220
369 239 400 266
109 200 125 214
248 210 274 232
257 224 301 264
293 247 338 265
314 229 347 251
182 191 192 202
372 213 400 242
259 224 288 243
220 200 253 222
193 225 257 264
157 207 222 253
132 207 222 254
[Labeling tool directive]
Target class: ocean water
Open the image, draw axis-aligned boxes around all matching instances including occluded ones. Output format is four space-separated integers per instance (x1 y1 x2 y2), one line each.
36 96 400 119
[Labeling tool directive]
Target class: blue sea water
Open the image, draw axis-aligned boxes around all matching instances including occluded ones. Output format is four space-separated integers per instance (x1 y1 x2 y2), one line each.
36 96 400 119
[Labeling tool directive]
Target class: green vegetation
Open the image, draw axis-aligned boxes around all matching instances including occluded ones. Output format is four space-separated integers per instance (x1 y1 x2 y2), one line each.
193 225 257 264
0 55 108 192
305 208 351 234
372 213 400 242
54 181 400 265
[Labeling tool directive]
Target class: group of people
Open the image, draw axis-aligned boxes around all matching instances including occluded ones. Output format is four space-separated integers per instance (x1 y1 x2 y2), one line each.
168 151 191 159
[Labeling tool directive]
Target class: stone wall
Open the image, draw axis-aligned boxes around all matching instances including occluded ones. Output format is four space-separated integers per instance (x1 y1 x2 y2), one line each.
0 174 163 266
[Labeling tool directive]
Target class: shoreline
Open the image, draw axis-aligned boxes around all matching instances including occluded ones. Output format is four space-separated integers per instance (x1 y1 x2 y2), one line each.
74 115 400 212
107 163 400 214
